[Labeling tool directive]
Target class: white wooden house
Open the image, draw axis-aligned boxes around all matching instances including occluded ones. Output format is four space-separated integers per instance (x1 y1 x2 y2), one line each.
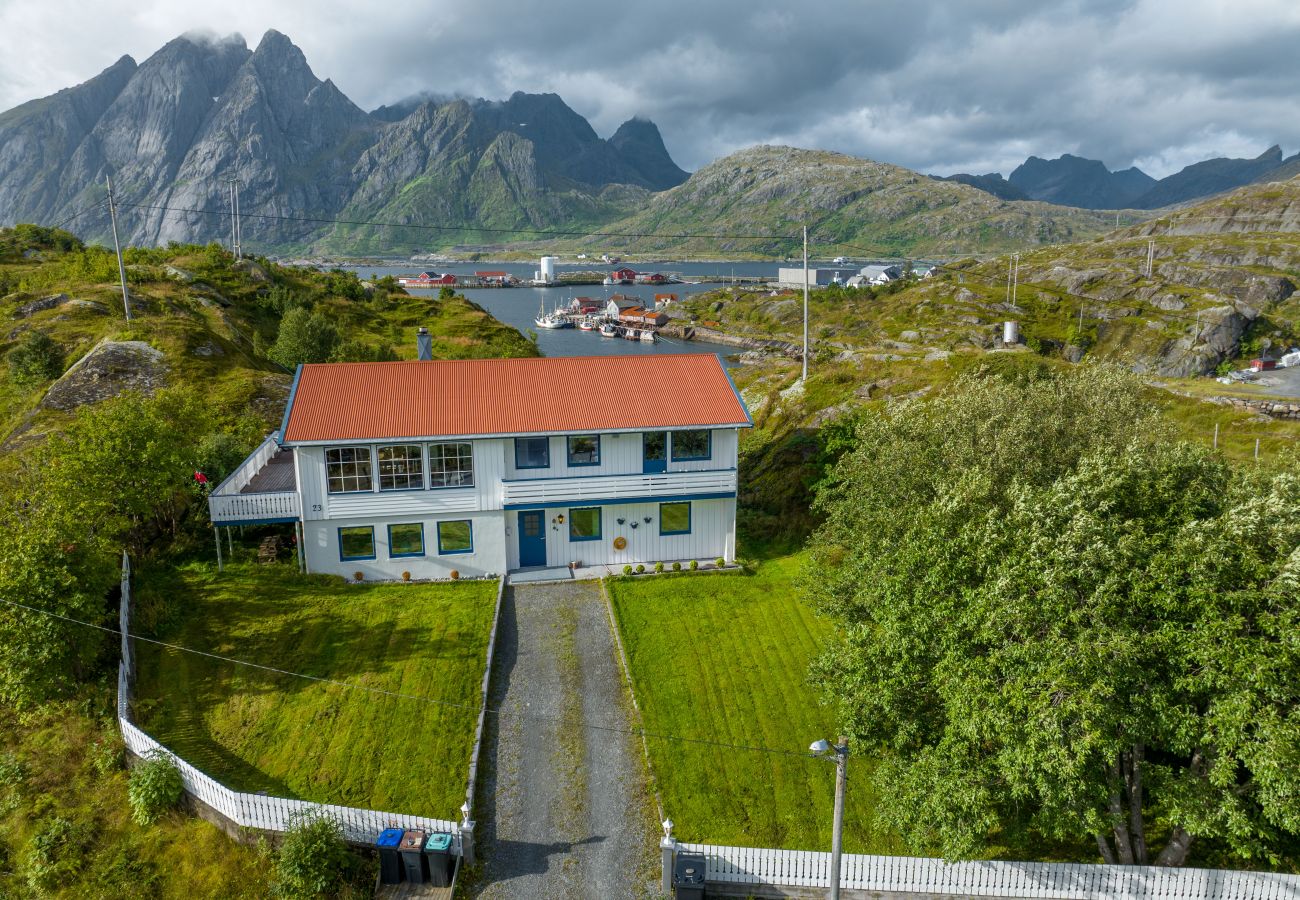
207 354 751 579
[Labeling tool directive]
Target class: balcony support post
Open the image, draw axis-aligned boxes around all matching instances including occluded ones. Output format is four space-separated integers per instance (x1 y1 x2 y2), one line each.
214 526 224 573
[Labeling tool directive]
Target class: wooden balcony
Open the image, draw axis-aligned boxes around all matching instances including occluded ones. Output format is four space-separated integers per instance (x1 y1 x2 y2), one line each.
501 469 737 508
209 434 301 525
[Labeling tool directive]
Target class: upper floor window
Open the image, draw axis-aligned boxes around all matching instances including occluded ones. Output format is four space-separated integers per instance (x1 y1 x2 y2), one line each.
567 434 601 466
326 447 373 493
515 437 550 469
377 444 424 491
671 430 712 461
429 442 474 488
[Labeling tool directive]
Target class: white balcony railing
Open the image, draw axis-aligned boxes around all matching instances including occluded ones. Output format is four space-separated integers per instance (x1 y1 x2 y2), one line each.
211 433 282 496
209 491 301 524
501 469 737 507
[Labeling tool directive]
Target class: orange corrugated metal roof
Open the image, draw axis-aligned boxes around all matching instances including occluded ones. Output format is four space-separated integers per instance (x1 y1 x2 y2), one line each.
281 354 751 443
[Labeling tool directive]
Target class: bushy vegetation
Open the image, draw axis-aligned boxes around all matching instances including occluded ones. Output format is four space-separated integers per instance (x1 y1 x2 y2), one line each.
272 812 358 899
128 751 184 825
6 330 64 383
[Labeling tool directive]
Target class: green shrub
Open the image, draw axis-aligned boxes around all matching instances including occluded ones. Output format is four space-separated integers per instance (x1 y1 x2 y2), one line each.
273 811 354 899
24 816 88 892
127 751 183 825
672 561 682 571
715 557 726 568
635 564 646 574
6 330 63 383
654 561 664 573
91 736 123 776
623 565 634 576
689 560 699 570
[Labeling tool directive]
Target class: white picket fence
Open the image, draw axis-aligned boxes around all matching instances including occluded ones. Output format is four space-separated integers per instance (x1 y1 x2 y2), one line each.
116 553 462 851
679 842 1300 899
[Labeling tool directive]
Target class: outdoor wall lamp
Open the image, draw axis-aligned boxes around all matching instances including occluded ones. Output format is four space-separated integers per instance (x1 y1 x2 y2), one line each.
556 513 565 524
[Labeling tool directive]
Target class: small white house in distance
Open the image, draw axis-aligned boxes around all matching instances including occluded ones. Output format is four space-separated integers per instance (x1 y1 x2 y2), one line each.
207 353 752 580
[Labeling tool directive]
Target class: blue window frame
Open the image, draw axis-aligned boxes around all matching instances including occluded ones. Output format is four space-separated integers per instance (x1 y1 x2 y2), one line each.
659 502 691 535
338 525 376 561
437 520 474 555
515 436 550 469
388 523 425 558
568 507 602 541
567 434 601 466
671 430 712 461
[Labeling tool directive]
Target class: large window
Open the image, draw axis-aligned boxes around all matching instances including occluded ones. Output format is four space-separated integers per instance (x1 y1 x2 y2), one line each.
326 447 373 493
429 442 474 488
671 430 712 461
437 520 473 554
388 523 425 558
338 526 375 560
660 502 692 535
515 437 550 469
377 444 424 491
569 507 602 541
567 434 600 466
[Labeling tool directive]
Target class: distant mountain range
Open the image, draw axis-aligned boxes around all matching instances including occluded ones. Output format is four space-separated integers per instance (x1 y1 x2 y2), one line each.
0 30 687 251
942 146 1300 210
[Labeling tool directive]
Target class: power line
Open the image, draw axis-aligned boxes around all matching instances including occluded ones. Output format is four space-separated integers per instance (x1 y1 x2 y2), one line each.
47 199 109 231
0 594 813 761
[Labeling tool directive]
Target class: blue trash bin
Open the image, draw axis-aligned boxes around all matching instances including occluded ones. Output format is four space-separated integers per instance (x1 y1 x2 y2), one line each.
376 828 404 885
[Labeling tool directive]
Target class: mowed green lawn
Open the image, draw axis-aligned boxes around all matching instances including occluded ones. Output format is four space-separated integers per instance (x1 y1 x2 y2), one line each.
134 563 497 820
608 556 902 854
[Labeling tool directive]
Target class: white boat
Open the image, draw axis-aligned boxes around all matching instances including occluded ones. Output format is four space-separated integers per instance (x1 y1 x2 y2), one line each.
578 319 595 331
602 276 616 286
533 300 572 329
599 322 617 337
639 329 656 343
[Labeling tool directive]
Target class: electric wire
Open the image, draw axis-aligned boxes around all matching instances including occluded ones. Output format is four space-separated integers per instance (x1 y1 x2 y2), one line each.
0 594 815 760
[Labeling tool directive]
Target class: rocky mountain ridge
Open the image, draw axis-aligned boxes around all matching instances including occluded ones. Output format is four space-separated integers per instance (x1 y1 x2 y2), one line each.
0 31 688 253
949 146 1300 211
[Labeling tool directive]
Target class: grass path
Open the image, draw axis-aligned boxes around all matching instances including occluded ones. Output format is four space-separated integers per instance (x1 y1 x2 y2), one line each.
607 555 903 854
134 563 497 819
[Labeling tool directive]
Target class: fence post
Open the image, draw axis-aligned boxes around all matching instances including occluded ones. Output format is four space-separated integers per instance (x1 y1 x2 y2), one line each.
661 819 677 895
460 810 476 868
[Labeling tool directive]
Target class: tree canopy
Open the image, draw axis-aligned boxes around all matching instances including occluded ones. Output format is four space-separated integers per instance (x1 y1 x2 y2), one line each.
804 365 1300 866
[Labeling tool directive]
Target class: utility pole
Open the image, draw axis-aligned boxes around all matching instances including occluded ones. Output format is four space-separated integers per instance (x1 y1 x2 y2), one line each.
105 176 132 321
227 180 237 256
1006 256 1013 305
829 737 848 900
234 179 242 259
1213 423 1219 450
802 225 809 383
1146 240 1155 278
1011 253 1020 309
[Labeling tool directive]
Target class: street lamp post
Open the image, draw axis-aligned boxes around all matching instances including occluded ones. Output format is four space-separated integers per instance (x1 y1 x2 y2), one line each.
810 736 849 900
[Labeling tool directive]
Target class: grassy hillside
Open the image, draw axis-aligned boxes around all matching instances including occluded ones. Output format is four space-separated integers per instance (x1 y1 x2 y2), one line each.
540 146 1127 259
0 225 537 462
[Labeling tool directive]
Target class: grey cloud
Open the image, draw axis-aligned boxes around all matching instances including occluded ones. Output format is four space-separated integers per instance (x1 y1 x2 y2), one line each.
1 0 1298 179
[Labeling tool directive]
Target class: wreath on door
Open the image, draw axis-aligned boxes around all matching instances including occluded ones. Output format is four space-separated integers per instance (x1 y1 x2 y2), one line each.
613 536 628 550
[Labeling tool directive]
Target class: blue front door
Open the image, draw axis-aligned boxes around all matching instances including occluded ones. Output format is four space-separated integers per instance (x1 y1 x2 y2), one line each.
519 510 546 567
643 431 668 473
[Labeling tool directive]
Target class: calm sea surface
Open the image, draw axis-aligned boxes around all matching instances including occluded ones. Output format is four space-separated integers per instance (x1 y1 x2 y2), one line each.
340 261 783 360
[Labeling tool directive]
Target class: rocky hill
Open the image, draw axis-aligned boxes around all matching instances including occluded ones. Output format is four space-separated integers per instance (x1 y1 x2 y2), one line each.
0 223 536 458
0 32 688 254
562 146 1122 258
1009 154 1155 209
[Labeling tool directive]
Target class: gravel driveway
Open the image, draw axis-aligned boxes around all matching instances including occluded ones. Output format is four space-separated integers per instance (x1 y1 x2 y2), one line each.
467 580 660 899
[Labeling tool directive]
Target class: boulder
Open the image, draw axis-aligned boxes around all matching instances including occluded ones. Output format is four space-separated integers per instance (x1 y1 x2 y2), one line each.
15 293 68 317
164 265 196 282
41 339 167 410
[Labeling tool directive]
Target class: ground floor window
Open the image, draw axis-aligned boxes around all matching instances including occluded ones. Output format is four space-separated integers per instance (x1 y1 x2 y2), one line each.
388 523 425 557
437 520 473 554
339 526 376 560
569 506 602 541
660 501 692 535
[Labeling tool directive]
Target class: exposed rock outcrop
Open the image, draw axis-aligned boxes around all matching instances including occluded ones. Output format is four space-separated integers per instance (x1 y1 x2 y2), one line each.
40 339 166 410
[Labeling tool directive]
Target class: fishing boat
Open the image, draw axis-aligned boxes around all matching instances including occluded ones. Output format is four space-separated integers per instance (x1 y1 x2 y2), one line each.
599 322 618 337
533 300 572 329
577 318 595 331
639 329 656 343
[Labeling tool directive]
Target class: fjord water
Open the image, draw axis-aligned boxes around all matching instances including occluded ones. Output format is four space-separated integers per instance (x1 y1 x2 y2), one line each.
343 261 780 359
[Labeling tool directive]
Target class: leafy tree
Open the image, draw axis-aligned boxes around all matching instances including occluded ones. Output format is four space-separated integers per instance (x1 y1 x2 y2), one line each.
273 811 354 899
330 338 398 363
6 330 64 383
805 365 1300 866
269 307 340 368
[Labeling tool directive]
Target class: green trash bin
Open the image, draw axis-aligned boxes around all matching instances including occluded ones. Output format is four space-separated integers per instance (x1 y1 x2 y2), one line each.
424 832 454 887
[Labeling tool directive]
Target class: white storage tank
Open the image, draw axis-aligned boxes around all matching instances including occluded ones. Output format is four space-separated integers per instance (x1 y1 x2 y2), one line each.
540 256 557 283
1003 321 1020 345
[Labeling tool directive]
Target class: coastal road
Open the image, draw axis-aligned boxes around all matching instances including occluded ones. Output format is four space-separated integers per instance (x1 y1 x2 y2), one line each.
467 580 660 899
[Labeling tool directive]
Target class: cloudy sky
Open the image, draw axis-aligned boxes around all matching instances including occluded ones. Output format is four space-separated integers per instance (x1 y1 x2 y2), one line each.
1 0 1298 178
